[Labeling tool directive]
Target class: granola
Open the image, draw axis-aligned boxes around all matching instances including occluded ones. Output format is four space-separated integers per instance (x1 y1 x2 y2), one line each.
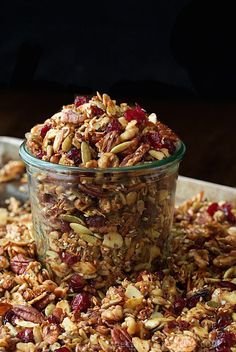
0 193 236 351
21 93 184 286
25 93 178 167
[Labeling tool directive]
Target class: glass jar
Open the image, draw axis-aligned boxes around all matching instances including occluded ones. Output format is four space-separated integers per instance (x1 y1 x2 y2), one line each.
20 141 185 288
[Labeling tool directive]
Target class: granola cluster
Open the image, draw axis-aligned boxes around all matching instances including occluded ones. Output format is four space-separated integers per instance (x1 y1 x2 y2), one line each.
0 189 236 351
26 93 178 168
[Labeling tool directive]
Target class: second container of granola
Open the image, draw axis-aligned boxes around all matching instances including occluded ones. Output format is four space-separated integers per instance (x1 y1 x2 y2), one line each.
20 141 185 288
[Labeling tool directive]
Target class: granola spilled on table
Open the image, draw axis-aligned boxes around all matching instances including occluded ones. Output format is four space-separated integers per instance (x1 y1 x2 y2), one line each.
22 93 183 287
0 194 236 351
25 92 178 168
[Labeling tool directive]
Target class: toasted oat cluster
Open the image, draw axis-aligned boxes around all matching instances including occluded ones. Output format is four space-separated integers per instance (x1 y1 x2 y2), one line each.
26 93 178 168
0 191 236 351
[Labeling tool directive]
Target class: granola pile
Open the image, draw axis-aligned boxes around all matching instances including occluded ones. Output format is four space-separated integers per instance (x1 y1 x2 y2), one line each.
26 92 178 168
0 191 236 351
22 93 183 287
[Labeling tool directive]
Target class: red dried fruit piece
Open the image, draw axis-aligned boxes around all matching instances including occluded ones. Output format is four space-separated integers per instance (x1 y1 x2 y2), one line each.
215 314 232 329
67 148 81 164
220 203 236 223
0 302 12 316
61 252 80 266
173 297 186 315
86 215 106 228
213 331 236 351
36 150 45 159
69 273 86 292
74 96 88 107
111 327 136 352
40 124 52 138
60 220 71 233
187 288 210 308
47 314 60 325
124 104 147 124
10 254 32 275
106 119 122 133
17 328 34 343
90 105 104 116
207 203 219 217
55 347 70 352
3 310 18 326
218 281 236 291
178 320 190 331
71 293 90 313
142 131 161 149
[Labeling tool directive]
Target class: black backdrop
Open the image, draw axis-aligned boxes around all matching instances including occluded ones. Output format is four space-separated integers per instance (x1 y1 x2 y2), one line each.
1 0 236 97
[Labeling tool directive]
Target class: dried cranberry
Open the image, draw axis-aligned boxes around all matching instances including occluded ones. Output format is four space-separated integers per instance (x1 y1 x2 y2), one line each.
71 293 90 312
161 139 176 154
207 203 219 217
167 320 178 329
213 331 236 351
55 348 70 352
40 124 52 138
142 131 161 149
173 297 186 315
155 270 165 281
36 150 45 159
178 320 190 330
90 105 104 116
69 273 85 292
60 220 71 233
86 215 106 228
74 96 88 107
187 289 210 308
3 310 18 326
220 203 236 223
215 314 232 329
61 252 80 266
17 328 34 343
218 281 236 291
124 104 147 124
67 148 81 164
47 315 60 325
106 119 122 133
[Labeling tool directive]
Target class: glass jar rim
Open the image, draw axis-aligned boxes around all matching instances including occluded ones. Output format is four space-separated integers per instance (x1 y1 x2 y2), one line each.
19 140 186 174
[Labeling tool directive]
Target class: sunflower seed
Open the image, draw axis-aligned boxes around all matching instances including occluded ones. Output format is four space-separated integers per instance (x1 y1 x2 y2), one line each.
110 141 133 154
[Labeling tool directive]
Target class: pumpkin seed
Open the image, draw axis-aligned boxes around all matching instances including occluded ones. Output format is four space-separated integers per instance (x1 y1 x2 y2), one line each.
149 150 165 160
59 214 85 225
79 233 100 245
110 141 132 154
70 222 93 235
81 141 92 164
61 134 73 152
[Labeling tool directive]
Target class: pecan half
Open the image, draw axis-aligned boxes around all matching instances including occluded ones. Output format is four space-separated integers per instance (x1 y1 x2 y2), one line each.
120 144 150 167
10 254 32 275
111 327 136 352
96 131 120 152
78 184 104 198
13 305 44 323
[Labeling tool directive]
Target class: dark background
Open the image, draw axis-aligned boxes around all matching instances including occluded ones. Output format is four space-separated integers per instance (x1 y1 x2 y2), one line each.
0 0 236 186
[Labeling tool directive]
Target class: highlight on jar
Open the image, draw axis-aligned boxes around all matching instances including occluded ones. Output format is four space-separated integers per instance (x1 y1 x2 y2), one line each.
20 92 185 288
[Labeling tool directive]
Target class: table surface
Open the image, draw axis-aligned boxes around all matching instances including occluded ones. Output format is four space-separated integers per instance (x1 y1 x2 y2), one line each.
0 88 235 187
